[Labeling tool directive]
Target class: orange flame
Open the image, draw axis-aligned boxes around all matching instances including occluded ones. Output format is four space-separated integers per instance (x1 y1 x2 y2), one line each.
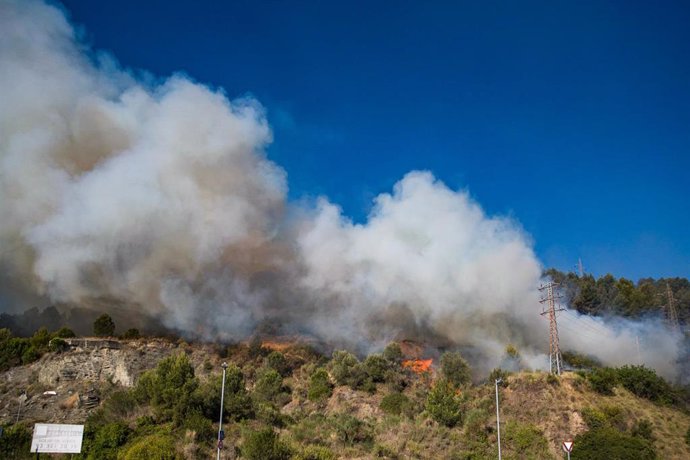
402 358 433 374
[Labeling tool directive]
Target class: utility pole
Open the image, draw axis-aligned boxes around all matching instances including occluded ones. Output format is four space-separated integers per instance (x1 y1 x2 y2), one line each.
217 362 228 460
495 378 503 460
663 282 680 331
539 282 565 375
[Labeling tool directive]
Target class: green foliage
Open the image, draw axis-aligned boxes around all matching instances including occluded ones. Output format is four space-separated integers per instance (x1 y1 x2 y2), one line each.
631 419 654 441
254 367 286 404
102 389 138 419
616 365 675 404
30 327 51 349
55 326 76 338
308 367 333 401
49 337 68 352
332 414 372 445
363 354 390 383
503 420 550 458
86 421 131 460
571 427 656 460
248 335 266 358
379 391 411 416
587 367 619 395
487 368 510 386
295 445 337 460
119 433 180 460
0 423 32 459
440 351 471 387
183 410 214 441
426 378 462 427
383 342 404 365
194 364 253 422
241 427 292 460
266 351 290 376
134 353 198 424
685 426 690 446
562 350 601 369
122 328 140 339
546 373 560 386
328 350 371 390
93 313 115 336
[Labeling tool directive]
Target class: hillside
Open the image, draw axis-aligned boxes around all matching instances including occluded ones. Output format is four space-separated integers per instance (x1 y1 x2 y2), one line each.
1 336 689 459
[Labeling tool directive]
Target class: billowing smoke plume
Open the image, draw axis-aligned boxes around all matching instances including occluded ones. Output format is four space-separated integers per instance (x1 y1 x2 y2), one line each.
0 0 683 379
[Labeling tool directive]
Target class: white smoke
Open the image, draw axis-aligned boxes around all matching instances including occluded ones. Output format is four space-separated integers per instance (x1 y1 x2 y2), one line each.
0 0 683 379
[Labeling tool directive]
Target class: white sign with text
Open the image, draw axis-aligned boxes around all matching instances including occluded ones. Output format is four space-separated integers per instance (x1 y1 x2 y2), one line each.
31 423 84 453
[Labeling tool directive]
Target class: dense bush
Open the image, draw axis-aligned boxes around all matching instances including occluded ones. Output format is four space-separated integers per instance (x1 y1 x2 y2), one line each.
134 353 198 424
562 350 601 369
487 368 510 386
426 378 462 427
328 350 372 391
120 433 179 460
586 367 619 395
49 337 68 352
332 414 372 445
571 427 656 460
616 365 675 404
685 426 690 446
363 354 389 383
87 421 131 460
242 427 292 460
383 342 404 365
295 445 336 460
254 367 289 405
379 391 411 416
121 328 140 339
307 367 333 401
195 364 254 422
0 423 32 459
440 351 472 387
503 421 549 458
54 326 76 338
93 314 115 336
266 351 291 376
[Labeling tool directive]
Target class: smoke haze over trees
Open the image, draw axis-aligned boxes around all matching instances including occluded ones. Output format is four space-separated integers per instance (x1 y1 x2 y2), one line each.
0 1 687 381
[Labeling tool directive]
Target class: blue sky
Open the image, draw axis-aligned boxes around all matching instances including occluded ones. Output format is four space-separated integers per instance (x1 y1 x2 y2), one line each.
59 0 690 280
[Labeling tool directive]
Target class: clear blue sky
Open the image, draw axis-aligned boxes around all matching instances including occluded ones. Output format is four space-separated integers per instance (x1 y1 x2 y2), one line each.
59 0 690 280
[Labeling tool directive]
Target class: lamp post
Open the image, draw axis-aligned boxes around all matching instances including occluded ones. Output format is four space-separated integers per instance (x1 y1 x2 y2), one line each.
217 362 228 460
495 378 502 460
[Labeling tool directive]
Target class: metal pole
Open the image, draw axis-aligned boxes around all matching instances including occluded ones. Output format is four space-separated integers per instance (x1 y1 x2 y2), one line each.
216 362 228 460
495 378 502 460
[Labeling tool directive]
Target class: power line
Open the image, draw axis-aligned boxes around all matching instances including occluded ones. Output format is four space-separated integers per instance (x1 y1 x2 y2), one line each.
539 282 565 375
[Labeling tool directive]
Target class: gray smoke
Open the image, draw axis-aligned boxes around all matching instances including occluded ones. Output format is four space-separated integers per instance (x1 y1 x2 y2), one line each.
0 0 683 379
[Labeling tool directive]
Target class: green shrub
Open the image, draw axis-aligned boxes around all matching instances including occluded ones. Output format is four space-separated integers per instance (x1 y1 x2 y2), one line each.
685 426 690 446
487 368 510 386
426 378 462 427
571 427 656 460
562 350 601 369
85 421 131 460
102 389 138 418
30 327 51 350
332 414 372 445
363 354 390 383
329 350 360 385
0 423 32 459
120 433 179 460
254 367 285 404
183 410 214 441
379 392 410 416
631 419 654 441
266 351 290 376
440 351 471 387
503 420 549 458
296 445 336 460
586 367 619 395
134 353 198 423
616 365 674 404
194 365 254 422
93 314 115 336
54 327 76 338
241 427 292 460
21 345 40 364
48 337 68 352
546 373 560 386
122 328 140 339
308 367 333 401
383 342 404 365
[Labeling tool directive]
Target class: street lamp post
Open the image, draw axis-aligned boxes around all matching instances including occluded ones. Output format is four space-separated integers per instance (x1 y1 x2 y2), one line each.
217 362 228 460
495 378 503 460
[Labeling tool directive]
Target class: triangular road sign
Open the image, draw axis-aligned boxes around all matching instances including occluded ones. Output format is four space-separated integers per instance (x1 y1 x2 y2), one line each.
562 440 574 452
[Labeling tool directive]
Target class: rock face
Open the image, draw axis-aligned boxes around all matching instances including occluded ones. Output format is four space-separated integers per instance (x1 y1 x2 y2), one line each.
39 340 137 387
0 338 179 425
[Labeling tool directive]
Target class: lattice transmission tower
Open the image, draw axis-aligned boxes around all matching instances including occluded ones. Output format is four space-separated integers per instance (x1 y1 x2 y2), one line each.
663 282 680 331
539 282 565 375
